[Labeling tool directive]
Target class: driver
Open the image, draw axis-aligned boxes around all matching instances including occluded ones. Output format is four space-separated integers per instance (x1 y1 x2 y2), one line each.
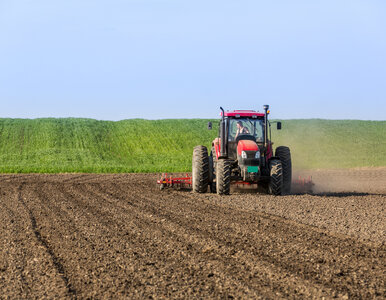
235 121 249 138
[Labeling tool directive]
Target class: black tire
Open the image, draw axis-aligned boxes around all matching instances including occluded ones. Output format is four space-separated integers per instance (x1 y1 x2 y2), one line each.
208 152 216 193
216 159 231 195
275 146 292 194
268 159 283 195
192 145 209 193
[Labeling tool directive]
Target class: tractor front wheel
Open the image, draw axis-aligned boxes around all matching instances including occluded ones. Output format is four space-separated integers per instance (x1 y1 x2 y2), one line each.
268 159 283 195
192 145 209 193
216 159 231 195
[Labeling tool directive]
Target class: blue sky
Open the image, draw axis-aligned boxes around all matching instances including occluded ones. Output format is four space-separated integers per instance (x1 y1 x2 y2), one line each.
0 0 385 120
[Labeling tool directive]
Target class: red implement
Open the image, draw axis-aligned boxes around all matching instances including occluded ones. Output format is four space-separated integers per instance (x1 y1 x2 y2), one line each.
157 173 192 190
291 176 314 193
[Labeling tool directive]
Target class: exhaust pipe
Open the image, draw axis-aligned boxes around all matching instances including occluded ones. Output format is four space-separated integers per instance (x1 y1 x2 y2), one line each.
219 107 227 158
263 105 269 148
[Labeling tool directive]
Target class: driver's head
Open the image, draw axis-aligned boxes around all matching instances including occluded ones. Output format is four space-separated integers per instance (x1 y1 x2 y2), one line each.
237 121 243 129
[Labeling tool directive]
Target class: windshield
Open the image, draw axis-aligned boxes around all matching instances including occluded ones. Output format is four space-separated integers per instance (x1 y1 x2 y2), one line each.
228 118 264 142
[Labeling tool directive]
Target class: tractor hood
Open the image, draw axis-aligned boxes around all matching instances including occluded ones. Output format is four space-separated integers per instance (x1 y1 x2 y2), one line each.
237 140 259 156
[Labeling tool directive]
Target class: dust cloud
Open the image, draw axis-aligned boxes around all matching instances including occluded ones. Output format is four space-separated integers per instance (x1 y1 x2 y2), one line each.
293 168 386 195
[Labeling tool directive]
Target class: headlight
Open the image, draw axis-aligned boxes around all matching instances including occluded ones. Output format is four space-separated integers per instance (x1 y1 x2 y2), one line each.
241 151 247 159
255 151 260 159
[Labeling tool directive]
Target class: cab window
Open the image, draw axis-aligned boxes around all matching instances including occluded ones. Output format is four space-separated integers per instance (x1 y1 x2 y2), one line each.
228 118 264 141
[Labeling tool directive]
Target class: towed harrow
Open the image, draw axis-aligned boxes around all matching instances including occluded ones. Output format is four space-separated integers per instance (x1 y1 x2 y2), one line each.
157 173 192 190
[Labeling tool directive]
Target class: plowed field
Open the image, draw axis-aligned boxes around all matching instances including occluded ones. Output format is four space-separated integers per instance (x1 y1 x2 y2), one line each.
0 169 385 299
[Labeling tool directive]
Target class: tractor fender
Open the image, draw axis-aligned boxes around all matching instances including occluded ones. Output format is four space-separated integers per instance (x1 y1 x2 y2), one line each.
212 138 221 159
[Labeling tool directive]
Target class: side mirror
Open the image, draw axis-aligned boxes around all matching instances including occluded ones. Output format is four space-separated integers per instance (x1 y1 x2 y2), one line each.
277 122 282 130
208 122 212 130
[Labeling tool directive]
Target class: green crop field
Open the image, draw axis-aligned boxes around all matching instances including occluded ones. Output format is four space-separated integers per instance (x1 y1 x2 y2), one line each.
0 118 385 173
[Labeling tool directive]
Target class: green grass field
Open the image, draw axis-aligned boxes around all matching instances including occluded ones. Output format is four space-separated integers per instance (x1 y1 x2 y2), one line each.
0 118 385 173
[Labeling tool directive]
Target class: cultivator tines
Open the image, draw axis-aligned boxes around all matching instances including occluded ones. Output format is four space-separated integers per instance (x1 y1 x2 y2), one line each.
291 176 314 193
157 173 192 190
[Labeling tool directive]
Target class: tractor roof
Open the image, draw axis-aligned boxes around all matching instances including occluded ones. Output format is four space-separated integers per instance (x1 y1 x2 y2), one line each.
221 110 265 118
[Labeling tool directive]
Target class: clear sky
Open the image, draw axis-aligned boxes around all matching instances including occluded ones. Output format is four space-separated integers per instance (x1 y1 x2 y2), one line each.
0 0 385 120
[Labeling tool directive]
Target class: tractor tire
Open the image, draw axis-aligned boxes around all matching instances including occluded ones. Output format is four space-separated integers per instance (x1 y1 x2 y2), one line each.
192 145 209 193
275 146 292 194
216 159 231 195
268 159 283 195
208 152 216 193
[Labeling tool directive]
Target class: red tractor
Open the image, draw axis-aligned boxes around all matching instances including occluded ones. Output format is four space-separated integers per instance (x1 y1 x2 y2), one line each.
192 105 292 195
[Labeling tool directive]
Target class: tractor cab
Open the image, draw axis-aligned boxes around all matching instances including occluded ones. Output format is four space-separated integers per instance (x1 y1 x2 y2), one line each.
211 108 275 164
223 111 265 161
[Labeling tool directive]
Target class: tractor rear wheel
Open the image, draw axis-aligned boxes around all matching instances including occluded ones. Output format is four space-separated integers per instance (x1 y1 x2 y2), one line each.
192 145 209 193
216 159 231 195
275 146 292 194
268 159 283 195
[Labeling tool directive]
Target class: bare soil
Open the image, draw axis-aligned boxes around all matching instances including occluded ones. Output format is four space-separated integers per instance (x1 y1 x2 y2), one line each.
0 169 385 299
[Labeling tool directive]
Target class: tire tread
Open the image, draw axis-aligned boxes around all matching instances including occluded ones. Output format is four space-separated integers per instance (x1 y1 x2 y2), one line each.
275 146 292 194
192 145 209 193
216 159 231 195
269 159 283 195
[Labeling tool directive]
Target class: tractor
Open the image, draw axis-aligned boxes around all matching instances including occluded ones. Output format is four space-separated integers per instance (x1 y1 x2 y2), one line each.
192 105 292 195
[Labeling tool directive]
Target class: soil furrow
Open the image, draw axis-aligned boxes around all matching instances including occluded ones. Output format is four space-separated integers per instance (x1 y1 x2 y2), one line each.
64 181 266 298
83 182 383 298
0 186 31 297
0 183 71 299
16 184 78 298
116 185 385 298
0 173 384 299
